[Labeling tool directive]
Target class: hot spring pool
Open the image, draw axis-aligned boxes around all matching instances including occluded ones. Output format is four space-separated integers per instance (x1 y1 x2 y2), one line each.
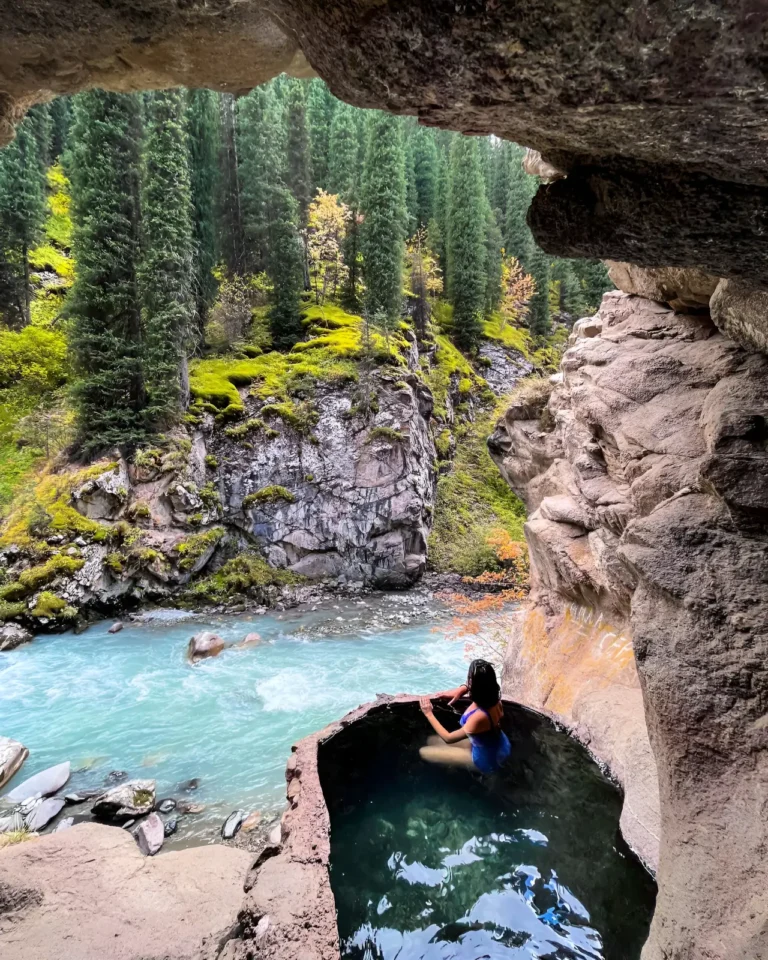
322 702 656 960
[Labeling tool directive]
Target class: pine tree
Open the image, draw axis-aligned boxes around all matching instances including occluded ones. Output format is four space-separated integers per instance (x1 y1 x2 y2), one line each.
484 205 504 315
68 91 146 454
307 79 335 192
552 259 587 318
572 258 614 312
140 89 195 427
446 135 486 351
413 129 438 229
328 104 361 308
267 185 304 349
27 103 52 174
404 134 419 237
284 80 313 223
216 94 245 274
50 97 73 158
528 245 551 336
433 137 452 283
0 116 45 326
187 89 220 335
360 112 407 321
238 86 284 274
504 142 536 271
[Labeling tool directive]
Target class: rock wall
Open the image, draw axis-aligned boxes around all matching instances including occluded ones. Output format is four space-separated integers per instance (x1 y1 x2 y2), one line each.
489 291 768 960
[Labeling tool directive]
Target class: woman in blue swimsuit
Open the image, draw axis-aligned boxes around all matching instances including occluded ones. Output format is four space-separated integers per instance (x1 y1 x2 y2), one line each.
419 659 511 774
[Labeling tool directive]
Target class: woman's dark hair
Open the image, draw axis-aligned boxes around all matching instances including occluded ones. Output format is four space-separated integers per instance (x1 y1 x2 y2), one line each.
466 659 500 709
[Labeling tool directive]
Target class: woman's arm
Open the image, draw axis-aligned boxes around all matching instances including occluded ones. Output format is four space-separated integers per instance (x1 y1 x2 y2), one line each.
432 684 468 704
419 697 469 744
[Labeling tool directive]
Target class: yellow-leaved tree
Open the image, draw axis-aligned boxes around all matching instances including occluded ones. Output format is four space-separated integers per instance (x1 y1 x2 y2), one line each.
305 190 349 305
499 253 535 328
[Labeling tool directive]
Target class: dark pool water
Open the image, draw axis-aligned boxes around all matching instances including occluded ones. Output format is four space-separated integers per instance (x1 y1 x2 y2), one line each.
324 703 656 960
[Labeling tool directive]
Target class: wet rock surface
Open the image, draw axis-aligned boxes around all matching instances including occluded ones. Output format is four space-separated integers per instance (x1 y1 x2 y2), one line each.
188 631 226 663
0 823 251 960
91 779 156 821
0 737 28 791
0 623 33 651
489 291 768 960
5 761 70 803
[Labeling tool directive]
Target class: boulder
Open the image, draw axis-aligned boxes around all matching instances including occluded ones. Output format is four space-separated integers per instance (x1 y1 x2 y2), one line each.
25 797 66 832
0 736 29 791
163 818 178 837
177 801 205 815
605 261 719 311
107 621 124 634
135 812 164 856
0 623 34 652
156 798 176 814
91 779 156 820
0 823 251 960
5 761 70 803
187 632 226 662
0 811 25 834
71 461 129 520
54 817 74 832
241 811 262 833
221 810 246 840
710 278 768 355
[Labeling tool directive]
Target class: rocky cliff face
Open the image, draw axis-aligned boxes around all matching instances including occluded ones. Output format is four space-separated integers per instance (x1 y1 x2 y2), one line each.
0 369 438 625
489 290 768 960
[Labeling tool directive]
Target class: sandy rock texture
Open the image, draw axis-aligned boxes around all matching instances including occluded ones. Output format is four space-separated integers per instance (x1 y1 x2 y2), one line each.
489 291 768 960
606 263 719 313
0 737 28 791
0 823 251 960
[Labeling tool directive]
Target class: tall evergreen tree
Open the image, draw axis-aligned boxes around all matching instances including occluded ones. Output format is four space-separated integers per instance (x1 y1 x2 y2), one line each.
216 94 244 274
284 80 313 223
572 258 614 312
0 116 45 326
306 79 335 192
27 103 52 174
484 205 504 315
413 129 438 229
50 96 73 158
238 86 283 274
328 104 361 308
446 136 486 351
360 112 407 321
267 185 304 349
68 91 146 453
404 134 419 237
504 142 536 270
187 89 220 335
140 89 195 427
552 259 587 318
528 245 551 336
432 135 453 282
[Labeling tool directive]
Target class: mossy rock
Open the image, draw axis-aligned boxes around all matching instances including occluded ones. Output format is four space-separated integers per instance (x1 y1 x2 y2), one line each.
242 486 295 509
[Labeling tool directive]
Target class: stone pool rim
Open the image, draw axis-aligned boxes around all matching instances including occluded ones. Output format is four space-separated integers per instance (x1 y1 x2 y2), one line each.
236 693 653 960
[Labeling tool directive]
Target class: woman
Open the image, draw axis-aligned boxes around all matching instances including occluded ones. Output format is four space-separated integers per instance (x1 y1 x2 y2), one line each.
419 659 511 774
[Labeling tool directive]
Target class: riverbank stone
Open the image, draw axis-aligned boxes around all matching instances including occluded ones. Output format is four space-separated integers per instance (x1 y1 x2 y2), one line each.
5 761 70 803
164 818 178 837
0 737 29 791
135 812 164 856
92 779 156 820
0 623 34 651
156 798 176 813
25 797 66 832
107 621 124 634
222 809 246 839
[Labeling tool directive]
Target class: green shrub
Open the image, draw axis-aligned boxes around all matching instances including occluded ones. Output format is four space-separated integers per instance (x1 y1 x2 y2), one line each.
242 486 295 509
173 527 225 571
367 426 404 444
183 552 301 605
204 454 218 469
31 591 76 620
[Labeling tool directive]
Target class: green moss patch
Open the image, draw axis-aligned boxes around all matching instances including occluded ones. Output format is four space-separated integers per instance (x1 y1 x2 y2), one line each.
183 552 302 605
428 398 527 577
242 486 295 509
173 527 225 572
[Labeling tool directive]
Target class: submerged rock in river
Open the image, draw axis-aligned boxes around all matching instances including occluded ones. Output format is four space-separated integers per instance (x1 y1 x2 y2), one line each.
91 779 156 820
221 809 246 839
187 631 225 662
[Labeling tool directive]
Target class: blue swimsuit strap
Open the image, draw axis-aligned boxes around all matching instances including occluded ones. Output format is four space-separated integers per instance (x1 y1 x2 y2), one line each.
463 705 500 733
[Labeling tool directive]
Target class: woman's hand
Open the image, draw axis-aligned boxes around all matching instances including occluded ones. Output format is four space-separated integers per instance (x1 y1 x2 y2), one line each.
419 696 434 716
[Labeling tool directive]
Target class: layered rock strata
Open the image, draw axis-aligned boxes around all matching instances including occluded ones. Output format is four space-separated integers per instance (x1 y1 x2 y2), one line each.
489 291 768 960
